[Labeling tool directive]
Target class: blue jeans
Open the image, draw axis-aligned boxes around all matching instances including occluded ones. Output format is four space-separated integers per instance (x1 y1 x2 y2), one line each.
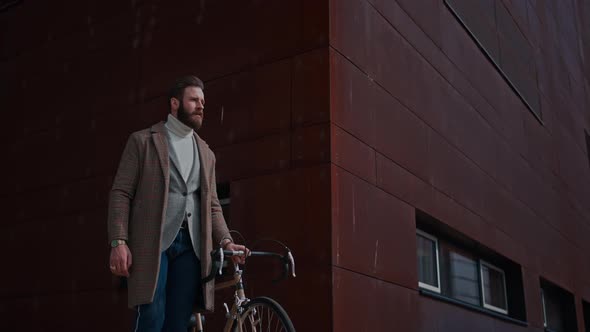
133 228 202 332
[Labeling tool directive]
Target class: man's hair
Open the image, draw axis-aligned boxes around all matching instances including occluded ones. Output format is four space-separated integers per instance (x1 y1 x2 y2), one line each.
168 75 205 103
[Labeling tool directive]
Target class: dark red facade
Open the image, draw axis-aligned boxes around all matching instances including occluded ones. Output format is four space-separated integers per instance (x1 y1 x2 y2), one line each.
1 0 590 331
330 0 590 330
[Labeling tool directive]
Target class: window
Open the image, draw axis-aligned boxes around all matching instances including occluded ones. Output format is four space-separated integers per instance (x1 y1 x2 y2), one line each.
416 230 440 292
481 261 508 314
415 210 527 323
416 230 506 308
439 243 481 306
444 0 541 121
540 279 578 332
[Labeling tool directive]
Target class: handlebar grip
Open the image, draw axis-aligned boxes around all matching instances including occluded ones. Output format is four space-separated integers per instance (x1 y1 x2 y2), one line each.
223 250 245 256
202 248 296 284
209 249 246 257
202 249 248 283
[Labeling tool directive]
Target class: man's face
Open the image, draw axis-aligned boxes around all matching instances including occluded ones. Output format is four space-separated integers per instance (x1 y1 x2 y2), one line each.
172 86 205 130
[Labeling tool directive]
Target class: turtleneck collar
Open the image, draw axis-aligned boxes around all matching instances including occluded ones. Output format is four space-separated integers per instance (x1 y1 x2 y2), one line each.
165 113 194 138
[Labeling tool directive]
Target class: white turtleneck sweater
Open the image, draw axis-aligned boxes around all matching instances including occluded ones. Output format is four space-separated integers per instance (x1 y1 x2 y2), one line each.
165 114 196 181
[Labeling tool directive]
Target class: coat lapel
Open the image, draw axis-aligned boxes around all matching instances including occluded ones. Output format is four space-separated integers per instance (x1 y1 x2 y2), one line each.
151 122 170 188
195 132 210 192
195 132 210 277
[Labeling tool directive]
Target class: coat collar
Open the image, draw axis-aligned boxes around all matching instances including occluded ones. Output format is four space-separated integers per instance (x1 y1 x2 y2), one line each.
194 130 210 192
150 121 167 134
151 121 211 192
151 122 170 189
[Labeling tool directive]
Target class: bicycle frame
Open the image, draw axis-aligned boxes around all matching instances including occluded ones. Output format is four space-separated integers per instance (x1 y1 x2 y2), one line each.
194 264 247 332
220 264 248 332
193 247 296 332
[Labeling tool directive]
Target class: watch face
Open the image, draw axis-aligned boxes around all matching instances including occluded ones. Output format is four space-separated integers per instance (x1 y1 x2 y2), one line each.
111 240 119 248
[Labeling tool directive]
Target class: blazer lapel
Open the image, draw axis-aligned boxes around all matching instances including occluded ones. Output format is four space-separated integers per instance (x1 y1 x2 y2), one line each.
168 143 184 181
182 136 197 184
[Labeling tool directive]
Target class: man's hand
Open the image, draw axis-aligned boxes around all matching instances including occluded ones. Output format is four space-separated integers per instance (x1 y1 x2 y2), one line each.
223 242 250 265
109 245 132 277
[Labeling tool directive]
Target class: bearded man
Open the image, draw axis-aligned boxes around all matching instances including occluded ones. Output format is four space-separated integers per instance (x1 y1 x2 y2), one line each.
108 75 248 332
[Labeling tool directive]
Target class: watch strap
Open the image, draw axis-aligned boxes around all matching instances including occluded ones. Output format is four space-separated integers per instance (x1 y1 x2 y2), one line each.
110 239 126 248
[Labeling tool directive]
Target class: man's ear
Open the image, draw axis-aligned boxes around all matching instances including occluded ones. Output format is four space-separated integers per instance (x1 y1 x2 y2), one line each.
170 97 179 112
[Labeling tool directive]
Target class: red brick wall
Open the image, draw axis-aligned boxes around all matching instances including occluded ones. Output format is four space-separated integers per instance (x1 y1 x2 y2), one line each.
330 0 590 330
0 0 330 330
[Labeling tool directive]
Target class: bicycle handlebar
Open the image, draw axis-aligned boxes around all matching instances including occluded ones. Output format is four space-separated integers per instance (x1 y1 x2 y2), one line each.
202 248 296 284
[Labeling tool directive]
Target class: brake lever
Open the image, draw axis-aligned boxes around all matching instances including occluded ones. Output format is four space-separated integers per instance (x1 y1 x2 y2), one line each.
218 247 224 275
287 251 296 277
271 251 295 284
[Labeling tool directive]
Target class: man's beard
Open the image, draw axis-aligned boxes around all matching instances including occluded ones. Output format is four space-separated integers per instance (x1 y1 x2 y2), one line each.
177 103 202 130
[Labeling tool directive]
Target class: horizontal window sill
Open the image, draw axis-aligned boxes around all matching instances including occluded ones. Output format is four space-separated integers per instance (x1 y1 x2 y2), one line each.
419 288 528 327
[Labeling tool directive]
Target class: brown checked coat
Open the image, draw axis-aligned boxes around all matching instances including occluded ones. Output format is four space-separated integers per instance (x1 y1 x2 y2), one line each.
108 121 231 311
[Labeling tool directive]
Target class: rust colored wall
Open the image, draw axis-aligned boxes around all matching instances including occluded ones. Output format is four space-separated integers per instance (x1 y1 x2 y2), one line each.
330 0 590 331
0 0 330 331
4 0 590 331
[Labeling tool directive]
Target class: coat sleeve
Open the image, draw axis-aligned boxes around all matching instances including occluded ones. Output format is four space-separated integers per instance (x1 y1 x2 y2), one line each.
210 153 232 246
108 134 141 242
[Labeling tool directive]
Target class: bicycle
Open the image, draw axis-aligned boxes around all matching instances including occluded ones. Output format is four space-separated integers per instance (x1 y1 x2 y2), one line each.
190 240 297 332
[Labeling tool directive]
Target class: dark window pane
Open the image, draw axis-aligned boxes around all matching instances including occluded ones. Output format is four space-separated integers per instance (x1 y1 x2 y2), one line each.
417 233 438 289
482 264 507 312
543 289 566 332
440 245 480 305
541 280 578 332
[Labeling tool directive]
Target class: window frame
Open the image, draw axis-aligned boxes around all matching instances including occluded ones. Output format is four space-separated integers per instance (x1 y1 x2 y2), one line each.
416 229 442 294
480 259 509 315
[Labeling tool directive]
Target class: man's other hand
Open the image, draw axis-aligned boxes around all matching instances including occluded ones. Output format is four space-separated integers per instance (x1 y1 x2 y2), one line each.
110 245 132 277
224 242 250 265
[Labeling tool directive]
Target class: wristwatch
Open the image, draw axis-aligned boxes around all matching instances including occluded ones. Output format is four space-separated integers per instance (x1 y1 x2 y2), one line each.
110 239 127 248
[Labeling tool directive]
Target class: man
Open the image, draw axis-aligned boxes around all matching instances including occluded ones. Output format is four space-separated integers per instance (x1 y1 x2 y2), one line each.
108 75 248 332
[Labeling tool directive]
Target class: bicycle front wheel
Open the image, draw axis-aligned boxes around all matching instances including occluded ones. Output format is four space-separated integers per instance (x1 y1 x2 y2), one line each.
235 296 295 332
